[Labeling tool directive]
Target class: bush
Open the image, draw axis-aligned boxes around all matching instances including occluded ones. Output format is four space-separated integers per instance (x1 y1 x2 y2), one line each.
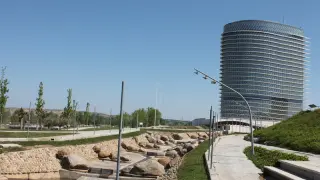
243 146 308 169
251 110 320 154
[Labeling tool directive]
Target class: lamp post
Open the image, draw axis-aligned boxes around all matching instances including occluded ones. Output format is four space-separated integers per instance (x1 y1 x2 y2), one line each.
194 68 255 155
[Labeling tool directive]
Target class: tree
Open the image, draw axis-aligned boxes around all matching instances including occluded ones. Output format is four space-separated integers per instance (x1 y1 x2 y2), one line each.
146 107 162 127
35 82 46 130
131 108 146 127
17 108 27 130
62 89 73 129
84 102 90 125
0 67 9 127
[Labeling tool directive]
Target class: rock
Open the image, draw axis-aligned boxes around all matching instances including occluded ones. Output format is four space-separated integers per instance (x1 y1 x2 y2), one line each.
183 143 192 149
172 133 183 140
157 139 165 145
168 156 180 168
127 145 139 152
154 144 160 149
139 142 147 147
92 145 101 153
174 146 184 157
158 157 171 168
165 141 175 147
133 136 140 144
0 175 8 180
191 140 197 145
61 154 89 170
199 140 204 143
120 155 131 162
190 134 198 139
147 151 165 157
186 144 195 152
109 152 118 160
121 141 129 149
146 143 154 149
139 148 147 154
146 131 153 136
160 135 169 142
165 150 178 158
130 159 165 176
121 166 134 174
56 149 69 159
147 136 156 143
168 136 175 143
182 148 187 154
98 149 111 158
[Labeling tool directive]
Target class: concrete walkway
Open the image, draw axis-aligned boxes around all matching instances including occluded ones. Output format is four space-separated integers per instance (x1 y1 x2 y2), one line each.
0 128 140 142
205 135 262 180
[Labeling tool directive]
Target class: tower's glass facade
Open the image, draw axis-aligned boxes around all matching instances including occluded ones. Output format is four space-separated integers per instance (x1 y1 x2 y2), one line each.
220 20 307 121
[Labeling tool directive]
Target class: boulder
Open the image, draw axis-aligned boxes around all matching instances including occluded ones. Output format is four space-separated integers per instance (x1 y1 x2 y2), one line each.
130 159 165 176
146 131 153 136
168 156 180 168
183 143 192 149
165 141 175 147
92 145 101 153
127 145 139 152
157 139 165 145
190 134 198 139
199 140 204 143
160 135 169 142
168 136 175 143
133 136 140 144
98 149 111 159
165 150 178 158
121 166 134 175
154 144 160 149
56 149 69 159
191 140 197 145
138 142 147 147
139 148 147 154
121 141 130 149
61 154 89 170
147 151 165 157
146 143 154 149
182 148 187 154
109 152 118 160
174 146 184 157
147 136 156 143
186 144 195 152
158 157 171 168
120 155 131 162
172 133 183 140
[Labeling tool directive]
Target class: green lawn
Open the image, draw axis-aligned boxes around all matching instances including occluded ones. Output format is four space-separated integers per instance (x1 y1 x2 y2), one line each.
2 130 146 147
243 146 308 170
251 110 320 154
80 126 118 131
177 140 209 180
0 132 73 138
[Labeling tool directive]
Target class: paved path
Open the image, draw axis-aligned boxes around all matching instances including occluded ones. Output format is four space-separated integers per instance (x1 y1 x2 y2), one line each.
0 128 140 142
205 134 262 180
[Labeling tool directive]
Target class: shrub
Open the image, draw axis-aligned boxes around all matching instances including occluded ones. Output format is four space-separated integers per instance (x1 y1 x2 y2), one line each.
251 110 320 154
243 146 308 169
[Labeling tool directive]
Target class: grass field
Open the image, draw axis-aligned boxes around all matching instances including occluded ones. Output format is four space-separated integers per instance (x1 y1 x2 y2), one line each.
1 130 146 147
244 146 308 169
251 110 320 154
0 131 73 138
177 140 209 180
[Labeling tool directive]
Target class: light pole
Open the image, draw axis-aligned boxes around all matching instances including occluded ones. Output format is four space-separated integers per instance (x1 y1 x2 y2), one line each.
194 68 255 155
116 81 125 180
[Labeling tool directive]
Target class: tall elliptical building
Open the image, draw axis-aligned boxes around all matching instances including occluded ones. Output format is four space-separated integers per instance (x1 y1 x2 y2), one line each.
220 20 308 122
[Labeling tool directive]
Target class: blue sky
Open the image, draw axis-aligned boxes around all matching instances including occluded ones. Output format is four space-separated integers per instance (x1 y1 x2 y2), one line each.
0 0 319 120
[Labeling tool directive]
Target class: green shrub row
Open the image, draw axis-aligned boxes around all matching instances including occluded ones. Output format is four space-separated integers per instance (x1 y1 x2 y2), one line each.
243 146 308 169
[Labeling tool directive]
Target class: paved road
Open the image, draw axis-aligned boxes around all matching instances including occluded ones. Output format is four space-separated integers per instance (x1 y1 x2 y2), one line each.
0 128 140 142
205 135 262 180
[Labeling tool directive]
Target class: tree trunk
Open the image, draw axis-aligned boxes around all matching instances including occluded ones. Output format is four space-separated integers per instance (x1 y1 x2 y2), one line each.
20 118 23 130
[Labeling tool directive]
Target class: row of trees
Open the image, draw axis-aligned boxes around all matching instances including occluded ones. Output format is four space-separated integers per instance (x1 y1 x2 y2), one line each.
0 66 163 130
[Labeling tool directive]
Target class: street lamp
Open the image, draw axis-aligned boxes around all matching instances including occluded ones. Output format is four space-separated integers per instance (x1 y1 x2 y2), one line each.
194 68 255 155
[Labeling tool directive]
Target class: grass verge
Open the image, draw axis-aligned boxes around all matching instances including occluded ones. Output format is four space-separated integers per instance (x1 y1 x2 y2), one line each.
1 130 146 147
0 147 26 154
243 146 308 169
0 132 72 138
177 140 209 180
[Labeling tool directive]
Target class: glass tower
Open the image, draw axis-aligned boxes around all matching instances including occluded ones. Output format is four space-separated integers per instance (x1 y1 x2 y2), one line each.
220 20 308 121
